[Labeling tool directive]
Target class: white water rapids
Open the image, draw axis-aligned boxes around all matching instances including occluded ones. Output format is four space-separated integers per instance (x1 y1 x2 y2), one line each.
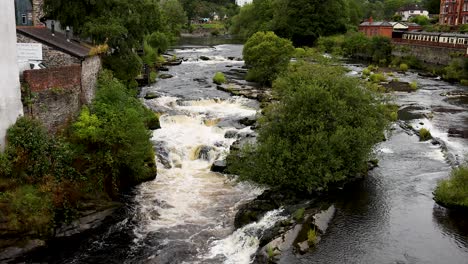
132 96 280 263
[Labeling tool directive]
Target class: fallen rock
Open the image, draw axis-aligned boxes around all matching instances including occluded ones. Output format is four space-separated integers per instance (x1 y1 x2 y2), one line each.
224 130 238 138
145 92 159 99
199 56 210 61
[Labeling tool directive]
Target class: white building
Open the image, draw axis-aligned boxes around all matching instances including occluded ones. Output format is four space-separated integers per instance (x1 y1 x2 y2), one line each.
236 0 253 7
0 1 24 150
396 4 429 22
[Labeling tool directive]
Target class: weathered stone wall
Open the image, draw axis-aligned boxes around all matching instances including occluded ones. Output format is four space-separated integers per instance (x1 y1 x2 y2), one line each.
81 56 102 105
392 42 465 65
32 0 44 26
17 33 81 67
22 66 82 131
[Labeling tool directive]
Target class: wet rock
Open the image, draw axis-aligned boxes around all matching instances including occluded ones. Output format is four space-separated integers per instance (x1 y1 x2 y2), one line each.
230 137 256 151
154 141 172 169
159 74 173 79
193 145 215 161
297 241 309 254
418 72 438 78
239 116 256 127
382 80 414 92
224 130 238 138
448 128 468 138
0 239 45 263
193 78 208 84
55 205 120 237
228 56 235 60
158 66 169 71
199 56 210 61
211 160 227 173
145 92 159 100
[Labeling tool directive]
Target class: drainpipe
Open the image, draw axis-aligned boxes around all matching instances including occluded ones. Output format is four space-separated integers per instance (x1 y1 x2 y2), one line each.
51 20 55 36
66 26 70 42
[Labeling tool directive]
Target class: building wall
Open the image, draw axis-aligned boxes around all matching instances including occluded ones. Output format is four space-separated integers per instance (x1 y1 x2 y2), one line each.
81 56 101 105
22 65 82 131
392 42 464 65
17 33 81 67
359 26 393 38
0 1 24 149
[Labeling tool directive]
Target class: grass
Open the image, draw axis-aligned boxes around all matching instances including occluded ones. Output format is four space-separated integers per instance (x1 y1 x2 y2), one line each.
266 245 276 259
362 68 371 76
307 228 318 246
400 63 409 72
409 81 418 91
294 208 305 221
419 128 432 141
213 72 226 85
434 165 468 209
369 73 387 83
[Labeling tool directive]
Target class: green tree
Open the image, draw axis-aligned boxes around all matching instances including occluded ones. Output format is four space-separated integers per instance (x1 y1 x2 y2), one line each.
228 62 388 192
243 31 294 85
161 0 188 40
409 15 430 26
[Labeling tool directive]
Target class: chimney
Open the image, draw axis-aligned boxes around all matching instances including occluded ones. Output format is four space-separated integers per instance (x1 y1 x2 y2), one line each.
51 20 55 36
369 16 373 23
66 26 70 42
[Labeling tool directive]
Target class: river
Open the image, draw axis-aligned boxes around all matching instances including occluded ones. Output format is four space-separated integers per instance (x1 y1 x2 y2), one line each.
23 40 468 264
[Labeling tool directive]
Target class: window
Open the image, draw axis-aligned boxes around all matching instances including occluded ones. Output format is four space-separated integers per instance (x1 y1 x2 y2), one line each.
21 14 26 25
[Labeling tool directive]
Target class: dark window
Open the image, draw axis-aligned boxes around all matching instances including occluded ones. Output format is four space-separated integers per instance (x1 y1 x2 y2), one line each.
21 14 26 24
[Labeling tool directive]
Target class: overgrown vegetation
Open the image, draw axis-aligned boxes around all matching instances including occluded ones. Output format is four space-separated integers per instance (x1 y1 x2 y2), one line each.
213 72 226 85
0 71 157 237
243 31 294 86
227 61 389 193
434 165 468 209
418 128 432 141
307 228 318 246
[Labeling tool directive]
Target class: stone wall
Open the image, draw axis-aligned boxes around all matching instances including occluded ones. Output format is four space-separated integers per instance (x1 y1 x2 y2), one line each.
17 33 81 67
81 56 102 105
22 66 82 131
392 42 465 65
32 0 44 26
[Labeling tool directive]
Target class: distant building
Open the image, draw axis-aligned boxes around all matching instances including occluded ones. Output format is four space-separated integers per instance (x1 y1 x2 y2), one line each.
396 4 429 21
359 18 422 38
440 0 468 25
236 0 253 7
14 0 43 26
359 18 394 38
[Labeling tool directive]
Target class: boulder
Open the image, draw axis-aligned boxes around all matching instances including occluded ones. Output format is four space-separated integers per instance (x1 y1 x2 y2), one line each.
211 160 227 173
199 56 210 61
144 92 159 99
159 74 174 79
224 130 238 138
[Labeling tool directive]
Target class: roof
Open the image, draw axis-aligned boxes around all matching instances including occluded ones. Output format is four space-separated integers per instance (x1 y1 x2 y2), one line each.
398 4 427 12
359 21 393 27
404 22 422 27
17 26 92 59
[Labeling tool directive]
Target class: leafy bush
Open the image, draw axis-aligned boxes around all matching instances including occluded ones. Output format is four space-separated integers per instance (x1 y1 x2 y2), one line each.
342 33 392 63
1 185 53 235
400 63 409 72
213 72 226 85
434 165 468 208
369 73 387 83
362 68 371 76
104 51 143 84
149 71 158 83
243 31 295 86
147 31 169 54
72 71 156 196
294 208 305 221
419 128 432 141
410 81 418 90
228 62 388 192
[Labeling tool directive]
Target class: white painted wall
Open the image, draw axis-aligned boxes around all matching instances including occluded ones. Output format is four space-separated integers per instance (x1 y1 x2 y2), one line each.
236 0 253 7
0 1 24 150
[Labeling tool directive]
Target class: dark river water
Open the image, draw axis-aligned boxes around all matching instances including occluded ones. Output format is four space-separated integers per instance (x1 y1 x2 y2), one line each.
22 39 468 264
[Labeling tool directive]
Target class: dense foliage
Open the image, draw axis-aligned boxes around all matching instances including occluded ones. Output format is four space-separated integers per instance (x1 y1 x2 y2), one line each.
228 61 389 192
434 165 468 209
243 31 294 85
0 71 157 237
44 0 187 83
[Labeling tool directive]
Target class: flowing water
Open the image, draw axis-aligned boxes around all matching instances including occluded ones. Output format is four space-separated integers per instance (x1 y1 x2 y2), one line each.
24 42 468 264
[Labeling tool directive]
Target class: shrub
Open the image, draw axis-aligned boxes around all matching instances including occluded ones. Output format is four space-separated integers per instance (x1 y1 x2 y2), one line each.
147 31 169 54
390 111 398 121
213 72 226 85
419 128 432 141
461 79 468 86
362 68 371 76
370 73 387 83
410 81 418 90
149 71 157 83
434 165 468 208
400 63 409 72
294 208 305 221
243 31 295 86
228 62 388 192
72 70 156 197
307 228 318 246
